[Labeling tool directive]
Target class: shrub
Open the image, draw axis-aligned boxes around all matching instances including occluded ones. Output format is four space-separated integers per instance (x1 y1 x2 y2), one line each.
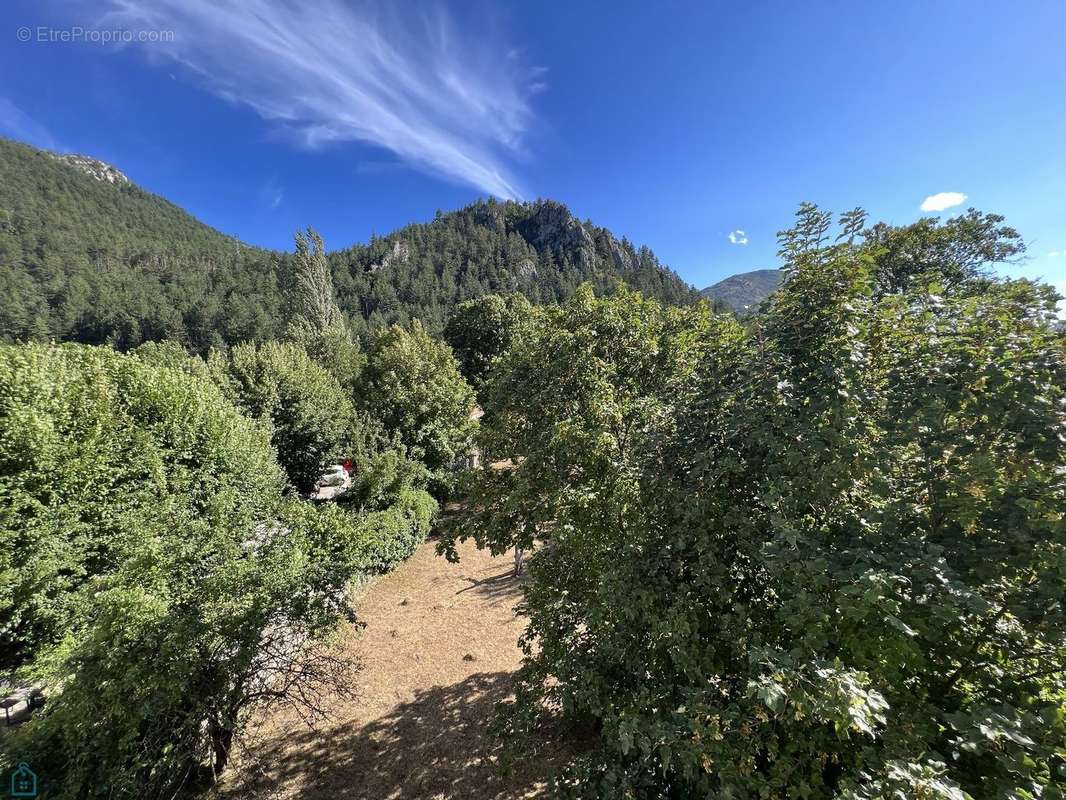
353 488 438 575
344 444 430 512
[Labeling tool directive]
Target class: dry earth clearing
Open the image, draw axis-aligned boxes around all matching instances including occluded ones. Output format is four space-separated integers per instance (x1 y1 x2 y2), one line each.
224 537 556 800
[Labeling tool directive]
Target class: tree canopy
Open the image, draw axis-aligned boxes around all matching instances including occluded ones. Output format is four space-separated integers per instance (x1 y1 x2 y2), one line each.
444 208 1066 799
443 292 535 394
210 340 359 492
0 343 380 796
356 321 476 496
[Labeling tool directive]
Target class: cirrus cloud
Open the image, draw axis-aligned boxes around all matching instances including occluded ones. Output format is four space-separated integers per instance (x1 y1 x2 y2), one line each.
95 0 540 199
920 191 968 212
0 98 60 150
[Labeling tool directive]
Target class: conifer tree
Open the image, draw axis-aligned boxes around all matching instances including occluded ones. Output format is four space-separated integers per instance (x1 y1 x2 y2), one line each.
288 227 347 337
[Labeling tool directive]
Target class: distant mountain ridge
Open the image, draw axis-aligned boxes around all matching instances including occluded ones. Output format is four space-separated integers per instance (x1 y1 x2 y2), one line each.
701 268 782 312
0 136 699 350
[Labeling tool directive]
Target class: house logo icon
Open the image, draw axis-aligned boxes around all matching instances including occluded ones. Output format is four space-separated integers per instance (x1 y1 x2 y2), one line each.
9 763 36 797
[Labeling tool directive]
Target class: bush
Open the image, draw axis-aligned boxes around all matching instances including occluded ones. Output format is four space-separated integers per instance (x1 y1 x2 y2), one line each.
353 488 438 575
343 444 430 512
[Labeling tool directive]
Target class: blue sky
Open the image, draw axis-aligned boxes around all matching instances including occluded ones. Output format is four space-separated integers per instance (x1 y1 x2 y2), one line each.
2 0 1065 294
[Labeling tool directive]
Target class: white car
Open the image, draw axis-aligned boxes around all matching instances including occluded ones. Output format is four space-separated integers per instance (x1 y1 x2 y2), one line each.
318 465 348 487
310 464 351 500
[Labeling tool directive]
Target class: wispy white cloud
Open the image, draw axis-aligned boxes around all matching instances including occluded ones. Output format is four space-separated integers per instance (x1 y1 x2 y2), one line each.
920 191 968 212
355 158 406 176
259 178 284 210
728 229 748 245
0 98 59 150
1048 251 1060 258
97 0 540 199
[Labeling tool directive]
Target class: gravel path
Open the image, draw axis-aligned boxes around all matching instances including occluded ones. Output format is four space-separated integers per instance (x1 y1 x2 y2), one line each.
225 538 551 800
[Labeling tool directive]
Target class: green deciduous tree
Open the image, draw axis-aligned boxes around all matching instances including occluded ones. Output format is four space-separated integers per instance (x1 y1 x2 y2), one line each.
449 210 1065 799
356 321 476 496
212 340 358 493
862 208 1024 297
0 343 370 797
443 292 534 394
440 283 711 565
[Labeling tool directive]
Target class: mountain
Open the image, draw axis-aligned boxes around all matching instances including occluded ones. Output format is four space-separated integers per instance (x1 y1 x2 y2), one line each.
0 137 269 349
0 136 699 352
326 199 700 333
701 268 782 312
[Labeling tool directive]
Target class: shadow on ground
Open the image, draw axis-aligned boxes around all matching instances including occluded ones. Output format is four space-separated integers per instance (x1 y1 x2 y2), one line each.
230 671 552 800
456 566 525 607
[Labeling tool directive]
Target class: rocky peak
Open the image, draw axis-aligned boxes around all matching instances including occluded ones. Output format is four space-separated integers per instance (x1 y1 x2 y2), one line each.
514 200 596 267
469 201 506 233
606 238 636 273
48 153 129 186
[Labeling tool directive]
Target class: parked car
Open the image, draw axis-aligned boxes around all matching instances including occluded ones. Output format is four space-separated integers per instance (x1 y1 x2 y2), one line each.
310 463 352 500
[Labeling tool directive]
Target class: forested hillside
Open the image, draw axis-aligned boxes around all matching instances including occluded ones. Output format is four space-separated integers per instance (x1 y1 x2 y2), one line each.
0 137 698 351
327 199 700 332
0 137 273 349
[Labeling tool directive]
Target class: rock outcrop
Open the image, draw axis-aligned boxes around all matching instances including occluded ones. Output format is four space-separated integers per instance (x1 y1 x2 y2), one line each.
514 200 596 268
48 153 130 185
369 240 410 273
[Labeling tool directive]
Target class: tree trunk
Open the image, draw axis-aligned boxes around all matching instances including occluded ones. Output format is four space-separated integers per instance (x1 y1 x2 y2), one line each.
211 722 235 777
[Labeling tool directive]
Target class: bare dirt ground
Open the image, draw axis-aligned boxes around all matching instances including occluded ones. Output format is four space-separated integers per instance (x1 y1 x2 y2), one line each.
223 537 554 800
